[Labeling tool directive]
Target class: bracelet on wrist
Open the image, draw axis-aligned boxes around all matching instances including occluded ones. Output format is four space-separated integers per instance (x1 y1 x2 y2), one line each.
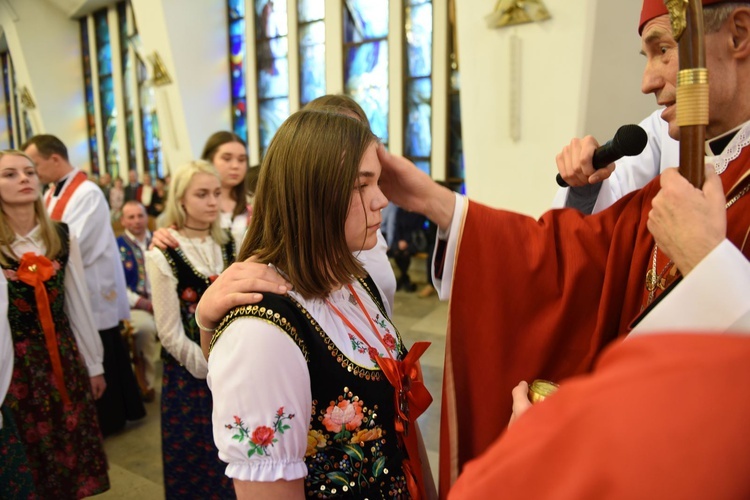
194 303 216 332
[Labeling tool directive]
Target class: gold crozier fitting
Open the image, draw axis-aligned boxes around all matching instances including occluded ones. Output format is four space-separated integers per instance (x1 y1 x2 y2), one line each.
665 0 688 41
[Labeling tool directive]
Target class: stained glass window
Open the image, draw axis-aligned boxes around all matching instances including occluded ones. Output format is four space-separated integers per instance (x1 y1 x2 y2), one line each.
404 0 432 175
95 9 118 177
228 0 248 143
22 112 32 142
343 0 389 143
1 53 15 149
255 0 290 157
447 6 464 194
9 65 21 145
137 52 164 178
298 0 325 106
118 2 137 173
80 19 99 173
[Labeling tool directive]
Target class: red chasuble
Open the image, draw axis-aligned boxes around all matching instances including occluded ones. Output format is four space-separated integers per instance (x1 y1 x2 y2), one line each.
448 333 750 500
439 146 750 496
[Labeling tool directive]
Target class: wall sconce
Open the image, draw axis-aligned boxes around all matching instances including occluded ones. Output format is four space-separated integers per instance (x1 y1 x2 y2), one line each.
149 52 172 86
486 0 551 29
19 86 35 109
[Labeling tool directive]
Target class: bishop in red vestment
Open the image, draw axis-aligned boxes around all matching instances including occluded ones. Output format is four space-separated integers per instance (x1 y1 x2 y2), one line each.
377 0 750 496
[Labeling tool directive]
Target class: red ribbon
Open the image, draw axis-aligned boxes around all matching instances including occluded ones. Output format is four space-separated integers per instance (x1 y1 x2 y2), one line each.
16 253 70 406
376 341 433 500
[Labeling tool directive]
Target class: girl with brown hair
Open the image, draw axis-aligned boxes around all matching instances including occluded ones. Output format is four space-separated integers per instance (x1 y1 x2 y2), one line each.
208 111 434 499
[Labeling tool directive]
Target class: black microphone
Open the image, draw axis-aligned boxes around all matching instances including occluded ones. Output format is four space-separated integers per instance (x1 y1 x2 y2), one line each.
556 124 648 188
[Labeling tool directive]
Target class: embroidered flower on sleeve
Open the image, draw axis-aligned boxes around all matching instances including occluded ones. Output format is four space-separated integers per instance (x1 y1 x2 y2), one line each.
251 426 275 447
226 407 295 458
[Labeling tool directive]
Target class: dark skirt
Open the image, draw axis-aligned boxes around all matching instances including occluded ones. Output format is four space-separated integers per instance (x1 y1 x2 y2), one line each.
161 356 234 499
95 325 146 436
6 328 110 499
0 404 37 499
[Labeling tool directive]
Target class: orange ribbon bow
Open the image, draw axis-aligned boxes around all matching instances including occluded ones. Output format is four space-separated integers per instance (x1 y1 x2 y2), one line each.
17 253 70 406
376 341 433 500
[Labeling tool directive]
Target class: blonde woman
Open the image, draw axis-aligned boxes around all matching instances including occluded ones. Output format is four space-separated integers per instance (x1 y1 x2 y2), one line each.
153 131 250 251
0 150 108 498
145 160 235 498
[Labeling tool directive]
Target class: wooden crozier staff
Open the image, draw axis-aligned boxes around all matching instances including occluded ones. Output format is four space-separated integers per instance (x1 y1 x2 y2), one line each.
668 0 708 187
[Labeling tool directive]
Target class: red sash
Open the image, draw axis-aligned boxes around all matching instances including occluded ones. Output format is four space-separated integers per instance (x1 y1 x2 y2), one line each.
45 171 87 221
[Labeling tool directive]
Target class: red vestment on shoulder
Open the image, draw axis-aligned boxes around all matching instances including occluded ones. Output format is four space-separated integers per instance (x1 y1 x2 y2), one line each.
439 145 750 496
448 333 750 500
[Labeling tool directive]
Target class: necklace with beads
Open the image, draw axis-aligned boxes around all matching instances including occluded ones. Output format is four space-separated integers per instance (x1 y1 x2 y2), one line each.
181 229 218 280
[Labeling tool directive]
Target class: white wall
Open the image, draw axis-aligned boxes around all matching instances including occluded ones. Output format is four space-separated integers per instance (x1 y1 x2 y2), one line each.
132 0 230 171
455 0 656 217
0 0 88 166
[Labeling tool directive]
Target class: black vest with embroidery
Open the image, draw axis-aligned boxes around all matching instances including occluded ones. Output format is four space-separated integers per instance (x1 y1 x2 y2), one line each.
214 275 411 499
3 224 71 344
160 239 234 349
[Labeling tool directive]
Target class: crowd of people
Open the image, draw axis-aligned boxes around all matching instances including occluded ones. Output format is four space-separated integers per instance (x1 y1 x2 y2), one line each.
98 169 168 222
2 0 750 498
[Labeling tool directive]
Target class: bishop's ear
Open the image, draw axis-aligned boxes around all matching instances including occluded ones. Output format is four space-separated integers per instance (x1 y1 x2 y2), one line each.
729 7 750 55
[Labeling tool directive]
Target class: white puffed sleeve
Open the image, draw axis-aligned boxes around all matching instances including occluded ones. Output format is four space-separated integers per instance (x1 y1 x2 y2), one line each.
208 316 311 482
146 248 208 378
64 235 105 376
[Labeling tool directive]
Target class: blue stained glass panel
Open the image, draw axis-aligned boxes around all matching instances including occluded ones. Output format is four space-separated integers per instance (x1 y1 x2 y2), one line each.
406 3 432 78
100 77 115 117
81 18 98 171
95 12 112 76
299 21 325 105
298 0 324 23
448 91 464 182
142 114 154 150
257 38 289 99
300 42 326 105
405 77 431 158
230 21 247 98
258 97 290 155
2 56 12 149
233 100 248 140
229 0 245 18
256 0 288 39
345 41 388 141
344 0 389 43
98 43 112 76
300 19 325 46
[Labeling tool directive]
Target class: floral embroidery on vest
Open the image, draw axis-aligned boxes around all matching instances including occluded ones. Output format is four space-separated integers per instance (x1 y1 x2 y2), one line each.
306 388 404 496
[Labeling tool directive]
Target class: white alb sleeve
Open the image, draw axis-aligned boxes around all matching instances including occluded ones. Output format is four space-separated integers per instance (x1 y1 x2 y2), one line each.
64 236 104 376
432 193 466 301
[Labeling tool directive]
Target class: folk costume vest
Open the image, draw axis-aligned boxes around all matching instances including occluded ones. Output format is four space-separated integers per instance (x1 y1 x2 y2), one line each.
160 239 235 350
212 275 414 499
118 234 151 299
